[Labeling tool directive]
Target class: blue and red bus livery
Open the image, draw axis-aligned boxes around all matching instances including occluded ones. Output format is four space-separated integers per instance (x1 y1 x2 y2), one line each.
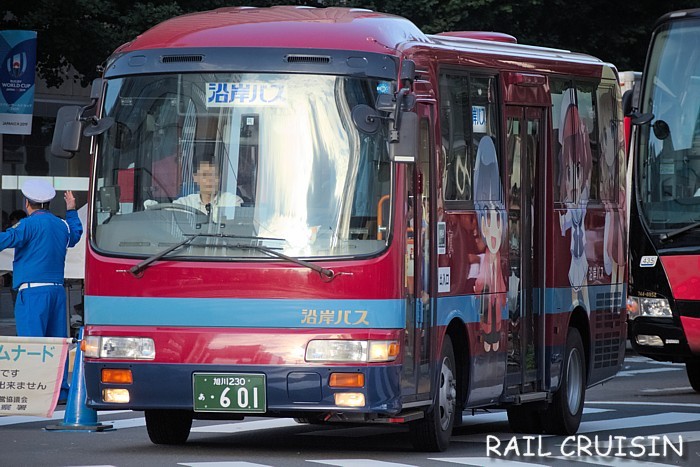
53 6 628 451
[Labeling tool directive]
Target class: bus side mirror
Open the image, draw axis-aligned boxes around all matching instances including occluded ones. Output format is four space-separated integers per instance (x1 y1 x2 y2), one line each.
389 111 418 163
622 88 653 125
622 89 634 116
51 106 82 159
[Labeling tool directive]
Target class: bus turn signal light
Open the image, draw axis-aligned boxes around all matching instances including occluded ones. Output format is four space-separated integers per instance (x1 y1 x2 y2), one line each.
101 368 133 384
329 373 364 388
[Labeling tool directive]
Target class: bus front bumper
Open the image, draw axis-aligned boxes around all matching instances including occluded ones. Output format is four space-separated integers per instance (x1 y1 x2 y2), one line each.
83 361 404 417
628 317 695 362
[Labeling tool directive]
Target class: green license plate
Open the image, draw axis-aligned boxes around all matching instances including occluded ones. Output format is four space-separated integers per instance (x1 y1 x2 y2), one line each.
193 373 266 413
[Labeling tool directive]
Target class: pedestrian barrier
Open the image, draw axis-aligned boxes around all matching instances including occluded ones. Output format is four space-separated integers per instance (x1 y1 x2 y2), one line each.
46 327 113 432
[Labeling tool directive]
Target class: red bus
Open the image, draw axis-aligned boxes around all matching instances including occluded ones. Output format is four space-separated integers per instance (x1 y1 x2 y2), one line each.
52 6 627 451
625 9 700 390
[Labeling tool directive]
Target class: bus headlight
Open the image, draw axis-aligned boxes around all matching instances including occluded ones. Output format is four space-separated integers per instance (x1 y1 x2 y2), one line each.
305 340 399 363
627 296 672 320
83 336 156 359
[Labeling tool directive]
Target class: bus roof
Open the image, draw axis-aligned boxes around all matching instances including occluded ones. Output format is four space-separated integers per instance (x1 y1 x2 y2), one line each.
115 6 429 55
653 8 700 29
115 6 608 69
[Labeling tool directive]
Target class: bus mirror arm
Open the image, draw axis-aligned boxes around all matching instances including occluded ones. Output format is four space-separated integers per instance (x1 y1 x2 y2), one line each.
388 88 419 163
631 112 654 126
51 78 114 159
622 88 653 126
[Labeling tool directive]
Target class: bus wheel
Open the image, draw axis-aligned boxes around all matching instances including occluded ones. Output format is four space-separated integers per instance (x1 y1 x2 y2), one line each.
507 403 544 433
543 327 585 435
686 359 700 392
145 409 192 445
409 335 457 452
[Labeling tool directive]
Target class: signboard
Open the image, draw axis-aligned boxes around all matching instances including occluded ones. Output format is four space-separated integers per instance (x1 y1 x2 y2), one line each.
0 30 37 135
0 335 72 417
472 105 486 133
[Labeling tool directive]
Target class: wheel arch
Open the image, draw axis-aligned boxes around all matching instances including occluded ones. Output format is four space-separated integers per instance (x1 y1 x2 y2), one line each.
445 317 469 411
568 306 591 382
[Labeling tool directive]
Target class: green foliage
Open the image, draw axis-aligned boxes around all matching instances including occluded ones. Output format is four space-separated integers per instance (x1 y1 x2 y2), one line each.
2 0 700 87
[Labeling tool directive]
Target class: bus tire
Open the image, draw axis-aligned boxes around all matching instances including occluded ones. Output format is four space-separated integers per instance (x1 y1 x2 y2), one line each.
543 327 585 435
409 335 457 452
507 403 544 433
686 359 700 392
145 409 193 445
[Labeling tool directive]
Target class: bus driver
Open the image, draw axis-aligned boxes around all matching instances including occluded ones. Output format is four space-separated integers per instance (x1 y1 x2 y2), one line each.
146 155 243 222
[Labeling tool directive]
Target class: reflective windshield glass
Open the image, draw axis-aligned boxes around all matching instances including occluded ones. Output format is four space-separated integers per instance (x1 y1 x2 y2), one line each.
93 73 392 259
637 18 700 231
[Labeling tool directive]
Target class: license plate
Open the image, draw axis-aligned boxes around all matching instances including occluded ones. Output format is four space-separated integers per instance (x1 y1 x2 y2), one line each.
193 373 266 413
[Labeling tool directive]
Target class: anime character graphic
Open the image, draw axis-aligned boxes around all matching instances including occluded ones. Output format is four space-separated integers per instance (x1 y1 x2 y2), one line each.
558 89 593 310
473 136 506 352
599 91 627 298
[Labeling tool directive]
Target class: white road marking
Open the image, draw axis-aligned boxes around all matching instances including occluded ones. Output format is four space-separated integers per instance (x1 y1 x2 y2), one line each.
190 418 297 433
429 457 549 466
616 368 681 377
578 412 700 433
179 463 273 467
308 461 417 467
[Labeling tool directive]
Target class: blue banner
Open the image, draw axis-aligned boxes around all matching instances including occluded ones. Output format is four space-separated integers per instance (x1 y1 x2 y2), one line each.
0 30 37 135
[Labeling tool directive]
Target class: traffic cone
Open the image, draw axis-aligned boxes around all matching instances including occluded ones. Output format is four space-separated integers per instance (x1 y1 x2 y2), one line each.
46 327 113 432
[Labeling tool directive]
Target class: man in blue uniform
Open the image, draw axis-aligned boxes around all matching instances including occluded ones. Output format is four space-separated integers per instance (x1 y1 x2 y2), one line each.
0 179 83 402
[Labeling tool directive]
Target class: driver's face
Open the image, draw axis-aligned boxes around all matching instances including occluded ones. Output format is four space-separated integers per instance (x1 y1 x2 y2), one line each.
193 162 220 195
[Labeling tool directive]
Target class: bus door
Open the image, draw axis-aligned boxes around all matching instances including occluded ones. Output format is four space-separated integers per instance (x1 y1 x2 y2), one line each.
402 103 433 401
505 106 545 393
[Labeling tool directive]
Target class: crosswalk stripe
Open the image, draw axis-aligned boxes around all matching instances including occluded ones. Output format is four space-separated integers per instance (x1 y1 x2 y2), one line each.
617 368 681 377
190 418 297 433
453 412 700 444
622 357 682 366
178 463 273 467
308 460 417 466
428 457 549 466
546 457 673 466
457 407 610 429
578 412 700 433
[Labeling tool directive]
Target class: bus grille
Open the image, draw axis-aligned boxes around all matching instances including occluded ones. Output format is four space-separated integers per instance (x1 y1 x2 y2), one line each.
161 54 204 63
592 291 623 369
285 54 331 64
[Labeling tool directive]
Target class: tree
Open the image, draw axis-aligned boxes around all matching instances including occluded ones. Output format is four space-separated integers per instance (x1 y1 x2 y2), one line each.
3 0 699 87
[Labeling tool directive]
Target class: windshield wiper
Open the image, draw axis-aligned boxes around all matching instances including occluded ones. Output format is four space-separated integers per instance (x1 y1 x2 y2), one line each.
227 242 334 279
659 221 700 242
129 232 278 276
129 232 333 278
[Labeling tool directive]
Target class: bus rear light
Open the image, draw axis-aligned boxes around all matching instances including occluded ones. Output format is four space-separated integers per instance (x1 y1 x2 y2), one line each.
636 335 664 347
329 373 364 388
101 368 133 384
305 339 399 363
102 388 130 403
83 336 155 359
334 392 365 407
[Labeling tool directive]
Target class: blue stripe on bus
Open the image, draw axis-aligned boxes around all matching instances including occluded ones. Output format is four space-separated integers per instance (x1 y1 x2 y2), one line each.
434 284 626 326
84 296 406 328
86 283 625 329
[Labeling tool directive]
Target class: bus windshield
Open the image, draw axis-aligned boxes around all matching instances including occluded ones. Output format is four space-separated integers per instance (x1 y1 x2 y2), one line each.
637 18 700 232
92 73 392 260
